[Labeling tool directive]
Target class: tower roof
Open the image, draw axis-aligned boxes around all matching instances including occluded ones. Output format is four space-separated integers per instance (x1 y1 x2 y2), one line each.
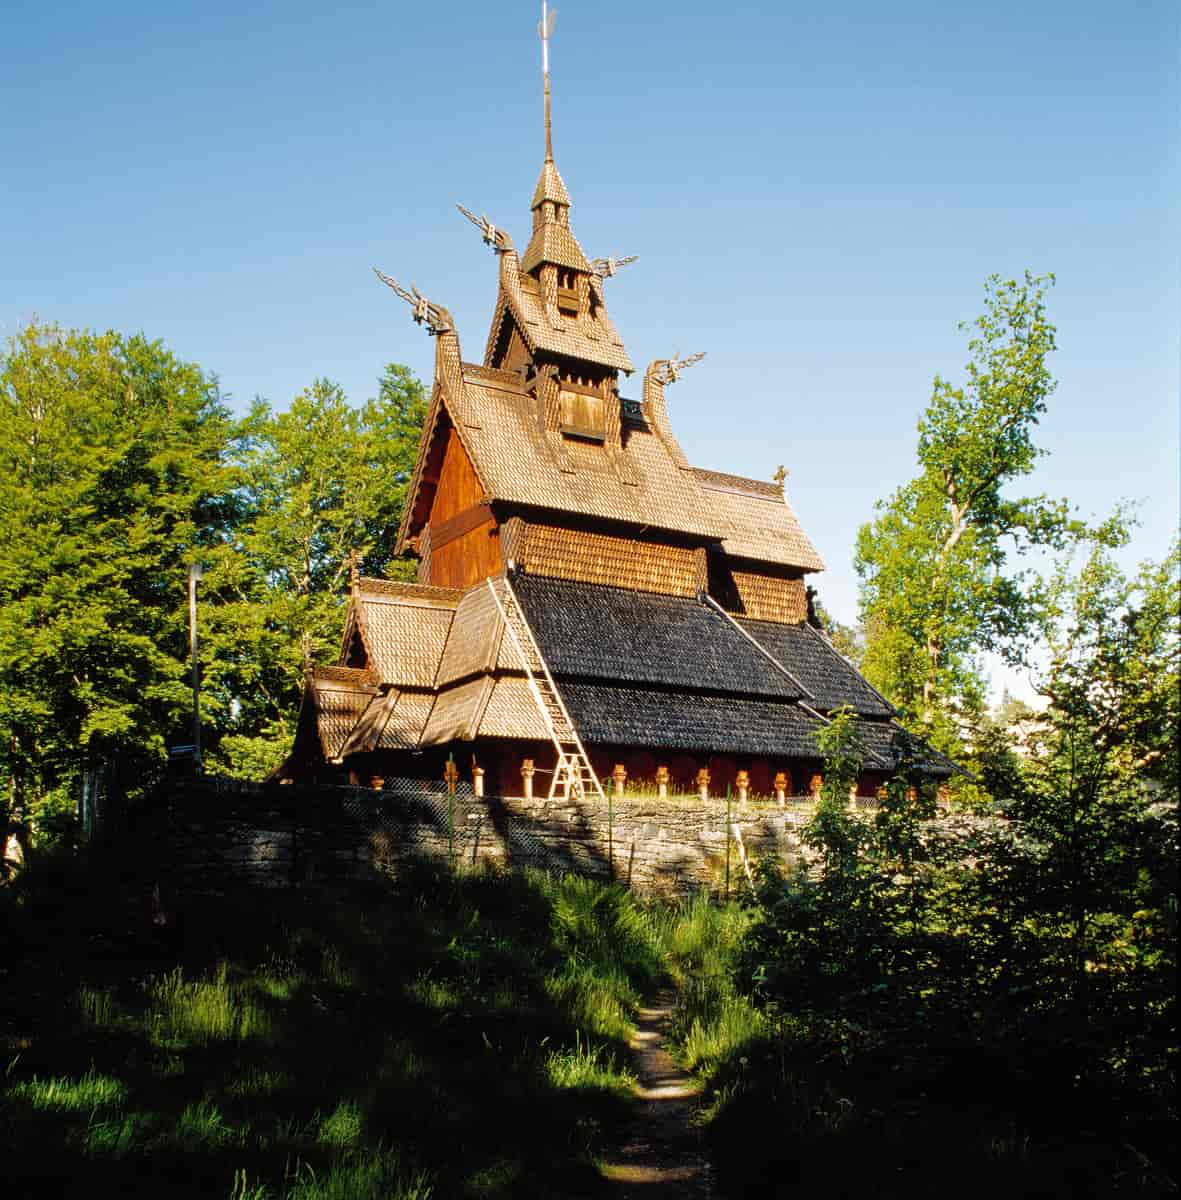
531 158 571 209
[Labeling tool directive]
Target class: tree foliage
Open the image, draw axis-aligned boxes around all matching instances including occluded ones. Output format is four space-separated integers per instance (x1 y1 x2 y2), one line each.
199 365 427 777
0 321 428 827
854 272 1095 742
0 322 233 845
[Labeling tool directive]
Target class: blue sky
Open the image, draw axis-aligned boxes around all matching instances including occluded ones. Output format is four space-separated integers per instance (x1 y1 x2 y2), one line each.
3 0 1177 693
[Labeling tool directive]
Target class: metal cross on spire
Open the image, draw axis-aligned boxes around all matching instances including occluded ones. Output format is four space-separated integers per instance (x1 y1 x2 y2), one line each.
539 0 557 160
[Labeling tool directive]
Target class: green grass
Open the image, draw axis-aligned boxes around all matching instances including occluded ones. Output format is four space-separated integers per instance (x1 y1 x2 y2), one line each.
7 1070 128 1114
2 859 665 1200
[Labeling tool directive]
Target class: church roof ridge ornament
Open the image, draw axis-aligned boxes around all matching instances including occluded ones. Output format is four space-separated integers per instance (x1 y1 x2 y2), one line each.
456 204 514 254
373 269 453 336
652 351 707 386
591 255 638 280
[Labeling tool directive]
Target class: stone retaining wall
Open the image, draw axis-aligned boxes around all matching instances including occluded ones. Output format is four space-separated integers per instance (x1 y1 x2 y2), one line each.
149 782 816 898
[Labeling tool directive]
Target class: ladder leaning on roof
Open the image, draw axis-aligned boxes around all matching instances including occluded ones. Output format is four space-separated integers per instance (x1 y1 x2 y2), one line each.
486 576 607 803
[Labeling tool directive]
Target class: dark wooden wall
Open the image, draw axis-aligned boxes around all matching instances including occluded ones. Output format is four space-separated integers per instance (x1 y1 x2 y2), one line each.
427 428 501 588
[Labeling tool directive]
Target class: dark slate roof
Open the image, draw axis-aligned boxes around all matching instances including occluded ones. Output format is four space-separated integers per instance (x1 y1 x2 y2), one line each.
561 684 825 756
513 575 802 700
852 720 958 778
738 618 894 717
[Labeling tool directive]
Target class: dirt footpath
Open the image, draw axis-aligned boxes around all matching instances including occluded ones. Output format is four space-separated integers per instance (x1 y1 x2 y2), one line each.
600 990 713 1197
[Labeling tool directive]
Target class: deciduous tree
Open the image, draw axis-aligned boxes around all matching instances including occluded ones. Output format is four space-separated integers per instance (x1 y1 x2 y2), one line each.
0 322 233 850
854 272 1094 744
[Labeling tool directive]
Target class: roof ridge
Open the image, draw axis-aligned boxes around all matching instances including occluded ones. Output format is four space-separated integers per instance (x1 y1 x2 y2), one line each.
691 466 782 498
356 576 464 604
311 664 380 688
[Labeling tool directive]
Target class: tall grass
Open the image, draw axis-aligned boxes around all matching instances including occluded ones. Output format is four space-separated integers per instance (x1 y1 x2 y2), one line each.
148 964 272 1047
7 1070 127 1113
5 859 669 1200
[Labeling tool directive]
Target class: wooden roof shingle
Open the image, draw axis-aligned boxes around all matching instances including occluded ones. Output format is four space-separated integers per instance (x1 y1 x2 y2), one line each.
352 579 458 688
512 575 802 700
738 618 895 718
692 468 824 572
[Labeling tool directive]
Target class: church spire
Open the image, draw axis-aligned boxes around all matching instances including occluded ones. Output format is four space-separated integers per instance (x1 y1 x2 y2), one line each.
531 0 572 215
523 1 585 274
541 0 555 162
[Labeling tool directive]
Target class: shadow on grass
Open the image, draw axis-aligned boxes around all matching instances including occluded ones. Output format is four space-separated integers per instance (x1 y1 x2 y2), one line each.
2 855 662 1199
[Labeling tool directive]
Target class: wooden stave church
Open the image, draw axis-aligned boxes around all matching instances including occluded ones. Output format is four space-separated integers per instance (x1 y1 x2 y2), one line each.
279 83 952 800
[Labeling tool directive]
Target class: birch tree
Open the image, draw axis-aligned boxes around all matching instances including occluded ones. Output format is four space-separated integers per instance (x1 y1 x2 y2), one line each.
854 272 1093 741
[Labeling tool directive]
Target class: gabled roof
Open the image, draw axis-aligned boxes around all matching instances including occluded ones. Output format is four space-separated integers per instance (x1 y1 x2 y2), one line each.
494 250 633 372
401 364 724 545
737 618 895 717
513 575 802 699
345 578 459 687
307 666 380 761
692 468 825 572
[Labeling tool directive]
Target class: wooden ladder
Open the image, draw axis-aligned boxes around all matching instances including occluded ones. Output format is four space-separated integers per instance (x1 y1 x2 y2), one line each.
486 576 606 802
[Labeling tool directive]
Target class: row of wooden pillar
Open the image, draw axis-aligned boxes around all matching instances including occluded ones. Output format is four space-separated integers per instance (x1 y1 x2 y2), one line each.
512 759 822 804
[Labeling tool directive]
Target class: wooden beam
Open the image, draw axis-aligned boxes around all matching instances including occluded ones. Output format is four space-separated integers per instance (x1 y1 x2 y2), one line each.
429 500 494 551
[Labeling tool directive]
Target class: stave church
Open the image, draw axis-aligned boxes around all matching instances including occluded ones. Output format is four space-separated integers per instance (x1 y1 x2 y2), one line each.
278 19 952 801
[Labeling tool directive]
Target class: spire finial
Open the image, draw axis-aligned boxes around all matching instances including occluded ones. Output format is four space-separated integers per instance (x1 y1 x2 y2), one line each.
539 1 556 160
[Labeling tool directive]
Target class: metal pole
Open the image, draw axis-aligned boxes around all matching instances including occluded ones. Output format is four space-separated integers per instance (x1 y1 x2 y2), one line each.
189 563 203 773
725 782 732 900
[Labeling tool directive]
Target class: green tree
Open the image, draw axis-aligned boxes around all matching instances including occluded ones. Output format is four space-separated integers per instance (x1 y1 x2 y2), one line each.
0 321 233 852
1011 539 1179 1016
202 366 427 777
854 272 1093 745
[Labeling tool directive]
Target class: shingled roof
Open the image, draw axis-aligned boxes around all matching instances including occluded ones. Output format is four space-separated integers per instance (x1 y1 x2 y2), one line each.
692 468 825 571
403 365 724 542
738 618 895 717
512 575 802 699
495 247 633 372
561 683 825 757
852 719 957 778
344 579 459 687
306 666 379 761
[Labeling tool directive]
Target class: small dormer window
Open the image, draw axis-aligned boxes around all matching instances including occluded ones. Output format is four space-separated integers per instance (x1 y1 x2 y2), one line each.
560 381 605 441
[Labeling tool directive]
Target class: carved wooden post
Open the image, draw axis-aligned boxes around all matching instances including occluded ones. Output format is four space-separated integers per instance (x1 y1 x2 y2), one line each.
808 772 823 799
696 767 710 801
521 758 535 800
655 765 670 799
735 769 750 803
612 763 628 799
773 771 788 807
471 764 485 798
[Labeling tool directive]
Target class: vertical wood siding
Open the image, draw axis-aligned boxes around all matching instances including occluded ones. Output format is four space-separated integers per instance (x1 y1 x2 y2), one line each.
426 429 501 588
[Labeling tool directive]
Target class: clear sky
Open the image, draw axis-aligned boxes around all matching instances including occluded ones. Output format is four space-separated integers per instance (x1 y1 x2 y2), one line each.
3 0 1178 694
